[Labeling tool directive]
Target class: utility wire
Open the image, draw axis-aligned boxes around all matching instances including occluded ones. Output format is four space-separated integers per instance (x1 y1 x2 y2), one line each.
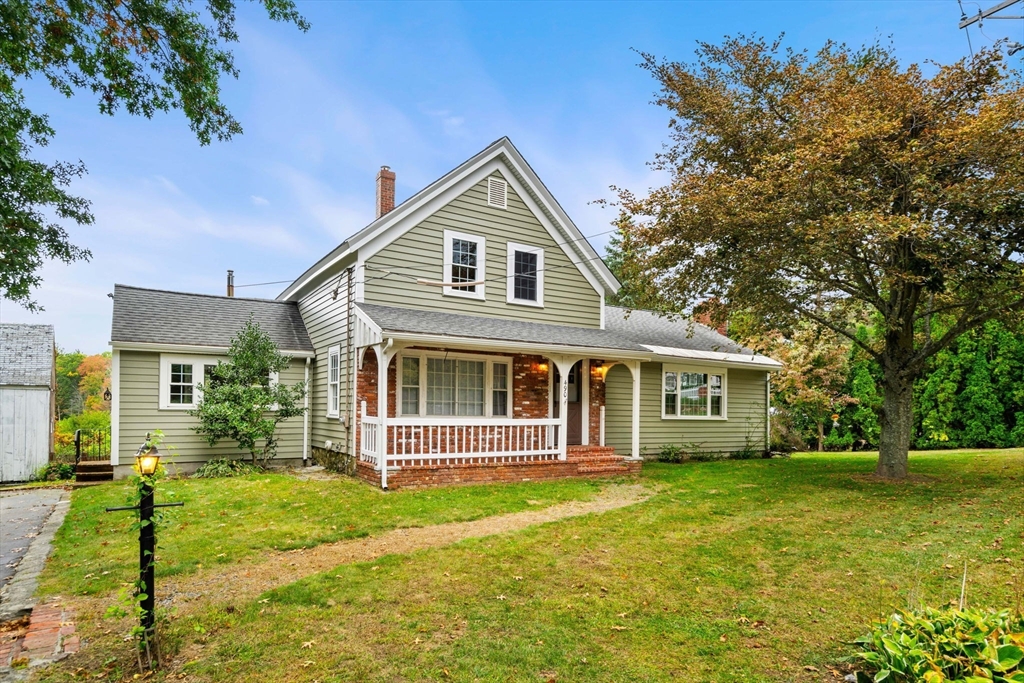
959 0 976 55
231 225 624 290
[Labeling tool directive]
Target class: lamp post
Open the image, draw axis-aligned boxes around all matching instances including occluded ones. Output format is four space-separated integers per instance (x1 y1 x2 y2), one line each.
106 435 183 656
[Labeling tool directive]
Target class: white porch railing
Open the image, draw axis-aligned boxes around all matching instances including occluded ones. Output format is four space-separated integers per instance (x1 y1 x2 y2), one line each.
360 415 380 467
359 417 562 468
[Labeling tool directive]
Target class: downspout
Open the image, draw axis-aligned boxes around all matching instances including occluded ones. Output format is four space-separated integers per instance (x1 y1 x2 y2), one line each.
765 373 771 455
302 357 310 466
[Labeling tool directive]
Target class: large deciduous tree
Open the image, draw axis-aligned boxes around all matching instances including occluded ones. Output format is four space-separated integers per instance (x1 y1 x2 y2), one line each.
614 37 1024 479
1 0 309 309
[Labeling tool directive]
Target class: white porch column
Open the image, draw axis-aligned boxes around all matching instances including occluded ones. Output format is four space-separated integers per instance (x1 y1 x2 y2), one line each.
580 359 590 446
375 342 395 488
550 356 578 461
628 360 642 459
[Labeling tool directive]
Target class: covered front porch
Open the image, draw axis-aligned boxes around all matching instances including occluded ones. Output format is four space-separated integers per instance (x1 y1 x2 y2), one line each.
354 341 644 489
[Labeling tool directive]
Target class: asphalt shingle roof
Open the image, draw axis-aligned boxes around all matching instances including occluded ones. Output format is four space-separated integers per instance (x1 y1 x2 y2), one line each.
0 324 55 387
604 306 748 354
357 302 752 355
111 285 314 353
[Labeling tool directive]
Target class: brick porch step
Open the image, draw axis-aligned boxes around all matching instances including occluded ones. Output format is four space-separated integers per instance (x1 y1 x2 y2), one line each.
74 461 113 482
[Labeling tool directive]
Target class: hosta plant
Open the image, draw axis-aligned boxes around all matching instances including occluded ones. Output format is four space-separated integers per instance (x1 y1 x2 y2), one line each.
850 607 1024 682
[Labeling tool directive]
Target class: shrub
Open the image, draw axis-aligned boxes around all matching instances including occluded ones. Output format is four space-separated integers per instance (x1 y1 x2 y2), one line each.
34 462 75 481
849 606 1024 682
191 458 261 479
823 426 855 451
657 444 684 463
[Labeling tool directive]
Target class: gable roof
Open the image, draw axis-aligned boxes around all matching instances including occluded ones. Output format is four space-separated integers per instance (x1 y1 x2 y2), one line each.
278 137 621 302
0 324 54 387
111 285 313 354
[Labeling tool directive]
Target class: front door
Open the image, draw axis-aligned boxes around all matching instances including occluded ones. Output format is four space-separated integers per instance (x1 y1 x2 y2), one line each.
554 362 584 446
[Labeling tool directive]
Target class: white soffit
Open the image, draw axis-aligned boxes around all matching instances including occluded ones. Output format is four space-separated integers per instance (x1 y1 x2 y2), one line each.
642 344 783 370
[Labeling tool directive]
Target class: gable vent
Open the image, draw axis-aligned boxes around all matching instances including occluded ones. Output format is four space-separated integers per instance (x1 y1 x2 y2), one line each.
487 176 507 209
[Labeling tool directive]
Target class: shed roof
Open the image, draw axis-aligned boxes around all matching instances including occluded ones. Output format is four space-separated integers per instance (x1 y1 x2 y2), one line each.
356 302 756 357
111 285 314 353
0 324 55 387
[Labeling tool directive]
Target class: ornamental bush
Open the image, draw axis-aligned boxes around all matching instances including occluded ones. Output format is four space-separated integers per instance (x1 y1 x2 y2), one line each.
850 607 1024 682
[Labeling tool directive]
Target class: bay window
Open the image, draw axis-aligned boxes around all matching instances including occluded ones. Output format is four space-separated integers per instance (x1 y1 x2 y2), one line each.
662 365 727 419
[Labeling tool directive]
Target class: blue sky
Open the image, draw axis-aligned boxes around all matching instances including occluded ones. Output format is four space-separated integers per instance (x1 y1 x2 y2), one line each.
2 0 1020 352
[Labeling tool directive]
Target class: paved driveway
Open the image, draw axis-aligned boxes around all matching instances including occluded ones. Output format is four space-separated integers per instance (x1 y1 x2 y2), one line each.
0 489 65 591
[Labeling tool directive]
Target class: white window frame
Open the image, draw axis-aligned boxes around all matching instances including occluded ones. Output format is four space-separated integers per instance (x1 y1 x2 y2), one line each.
661 364 728 420
326 345 341 418
487 176 508 209
397 350 512 418
159 354 222 410
442 229 486 300
506 242 544 307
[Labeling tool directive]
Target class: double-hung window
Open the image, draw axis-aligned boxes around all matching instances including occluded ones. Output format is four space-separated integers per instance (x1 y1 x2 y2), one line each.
327 345 341 418
662 365 726 419
506 242 544 306
399 352 511 418
159 355 220 409
443 229 486 300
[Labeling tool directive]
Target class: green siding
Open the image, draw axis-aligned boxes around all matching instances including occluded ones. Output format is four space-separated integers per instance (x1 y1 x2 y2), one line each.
364 172 603 328
605 362 768 457
297 267 354 453
116 350 306 465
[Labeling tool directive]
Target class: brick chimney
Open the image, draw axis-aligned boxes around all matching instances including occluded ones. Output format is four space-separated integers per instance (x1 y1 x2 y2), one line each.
375 166 396 219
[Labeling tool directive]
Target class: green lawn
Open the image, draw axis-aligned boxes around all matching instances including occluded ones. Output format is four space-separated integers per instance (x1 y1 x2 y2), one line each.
35 450 1024 682
38 472 606 597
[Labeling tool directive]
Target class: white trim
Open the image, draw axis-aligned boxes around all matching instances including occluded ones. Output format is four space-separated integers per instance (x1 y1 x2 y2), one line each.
487 176 508 209
766 373 771 451
278 138 619 303
643 344 781 370
303 358 310 464
442 229 486 300
354 261 366 303
397 349 512 418
327 345 341 418
581 358 590 445
629 360 641 459
600 297 606 330
384 331 650 361
111 341 314 358
110 349 120 466
158 354 224 410
660 364 728 420
506 241 544 307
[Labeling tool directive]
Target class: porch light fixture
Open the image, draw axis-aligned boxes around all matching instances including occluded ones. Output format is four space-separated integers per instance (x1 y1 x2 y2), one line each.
536 362 549 373
103 387 112 401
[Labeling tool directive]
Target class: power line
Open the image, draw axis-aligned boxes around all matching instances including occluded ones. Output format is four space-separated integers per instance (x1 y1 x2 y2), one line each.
231 225 624 290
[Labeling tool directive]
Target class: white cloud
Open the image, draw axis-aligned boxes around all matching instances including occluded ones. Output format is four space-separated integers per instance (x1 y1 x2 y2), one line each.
251 195 270 206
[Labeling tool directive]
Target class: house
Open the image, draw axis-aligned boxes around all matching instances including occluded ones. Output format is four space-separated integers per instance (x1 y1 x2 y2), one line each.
0 324 56 483
109 138 781 487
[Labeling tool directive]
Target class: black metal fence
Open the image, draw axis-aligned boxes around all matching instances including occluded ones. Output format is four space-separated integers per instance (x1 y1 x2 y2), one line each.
61 428 112 463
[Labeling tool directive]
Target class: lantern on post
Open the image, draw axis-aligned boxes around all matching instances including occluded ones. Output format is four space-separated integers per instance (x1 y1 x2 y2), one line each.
106 433 183 666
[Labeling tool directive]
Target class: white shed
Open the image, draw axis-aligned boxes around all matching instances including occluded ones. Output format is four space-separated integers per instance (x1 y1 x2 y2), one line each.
0 324 56 482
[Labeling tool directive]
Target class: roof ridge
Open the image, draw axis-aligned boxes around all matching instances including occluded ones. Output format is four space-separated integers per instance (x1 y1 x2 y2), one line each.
115 284 298 305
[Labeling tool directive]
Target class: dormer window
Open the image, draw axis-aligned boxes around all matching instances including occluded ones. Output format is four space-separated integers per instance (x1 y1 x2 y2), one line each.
506 242 544 307
487 176 507 209
443 229 486 300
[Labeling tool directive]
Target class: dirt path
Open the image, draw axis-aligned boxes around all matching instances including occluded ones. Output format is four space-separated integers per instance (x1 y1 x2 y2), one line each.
161 483 652 612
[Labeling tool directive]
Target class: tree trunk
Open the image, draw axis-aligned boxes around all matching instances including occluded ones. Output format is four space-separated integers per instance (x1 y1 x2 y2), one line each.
816 422 824 451
876 373 913 479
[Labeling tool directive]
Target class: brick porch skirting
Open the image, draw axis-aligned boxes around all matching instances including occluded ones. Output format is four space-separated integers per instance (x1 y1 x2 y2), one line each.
355 446 641 489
